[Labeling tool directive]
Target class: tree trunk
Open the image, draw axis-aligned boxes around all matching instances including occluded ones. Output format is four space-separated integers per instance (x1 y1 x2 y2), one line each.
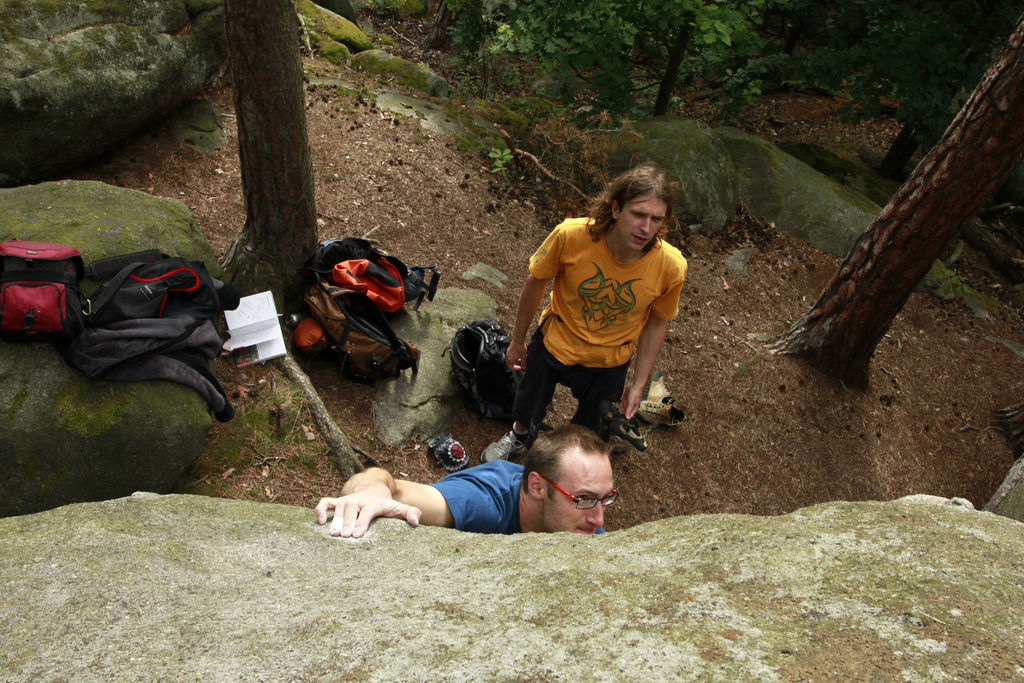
223 0 318 310
424 0 453 49
652 24 691 117
960 218 1024 283
877 120 920 181
995 400 1024 459
772 15 1024 389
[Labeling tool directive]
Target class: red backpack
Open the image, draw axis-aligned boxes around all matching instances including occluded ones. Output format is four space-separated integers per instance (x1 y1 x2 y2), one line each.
0 240 85 342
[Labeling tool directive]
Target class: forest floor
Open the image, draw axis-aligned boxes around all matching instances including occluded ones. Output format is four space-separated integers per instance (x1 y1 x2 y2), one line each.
69 15 1024 532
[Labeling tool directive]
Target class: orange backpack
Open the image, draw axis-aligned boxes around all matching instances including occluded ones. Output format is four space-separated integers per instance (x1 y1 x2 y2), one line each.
330 258 405 313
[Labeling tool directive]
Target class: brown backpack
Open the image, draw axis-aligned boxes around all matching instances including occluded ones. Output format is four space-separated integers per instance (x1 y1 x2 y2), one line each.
303 280 419 383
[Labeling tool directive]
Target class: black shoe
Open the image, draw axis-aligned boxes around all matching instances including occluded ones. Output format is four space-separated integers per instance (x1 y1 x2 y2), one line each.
598 401 648 451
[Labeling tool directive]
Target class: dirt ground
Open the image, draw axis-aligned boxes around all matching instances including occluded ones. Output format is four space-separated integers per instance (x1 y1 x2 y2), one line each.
67 19 1024 533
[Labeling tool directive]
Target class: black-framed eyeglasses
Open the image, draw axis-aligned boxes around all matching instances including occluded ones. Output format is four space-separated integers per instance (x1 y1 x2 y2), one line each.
537 473 617 509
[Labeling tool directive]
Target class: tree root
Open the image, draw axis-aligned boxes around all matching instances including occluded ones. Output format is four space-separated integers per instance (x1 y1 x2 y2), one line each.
493 125 587 200
276 352 363 479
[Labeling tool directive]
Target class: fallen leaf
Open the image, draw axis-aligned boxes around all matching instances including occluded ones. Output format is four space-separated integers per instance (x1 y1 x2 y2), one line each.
221 467 235 478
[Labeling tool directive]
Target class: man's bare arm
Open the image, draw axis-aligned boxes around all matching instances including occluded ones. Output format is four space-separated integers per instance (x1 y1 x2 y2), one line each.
620 315 668 418
315 467 454 538
506 274 551 371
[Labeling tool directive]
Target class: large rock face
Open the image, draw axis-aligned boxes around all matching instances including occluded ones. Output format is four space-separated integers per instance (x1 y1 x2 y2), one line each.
0 180 225 517
610 117 740 234
716 126 881 257
0 0 226 186
2 493 1022 680
377 287 498 445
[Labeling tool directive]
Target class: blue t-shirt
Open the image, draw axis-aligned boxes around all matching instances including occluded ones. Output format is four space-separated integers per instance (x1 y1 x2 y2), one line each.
429 460 523 534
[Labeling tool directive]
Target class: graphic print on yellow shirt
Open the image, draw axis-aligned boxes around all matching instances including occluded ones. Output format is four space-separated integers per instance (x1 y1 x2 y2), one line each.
530 218 687 367
578 265 639 333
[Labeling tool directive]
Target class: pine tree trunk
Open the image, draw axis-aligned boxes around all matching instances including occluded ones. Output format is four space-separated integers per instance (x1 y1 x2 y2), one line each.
772 15 1024 389
424 1 453 49
223 0 318 307
877 121 919 181
653 24 691 117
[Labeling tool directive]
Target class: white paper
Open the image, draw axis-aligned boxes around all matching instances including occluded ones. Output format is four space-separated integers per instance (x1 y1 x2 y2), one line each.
223 291 286 366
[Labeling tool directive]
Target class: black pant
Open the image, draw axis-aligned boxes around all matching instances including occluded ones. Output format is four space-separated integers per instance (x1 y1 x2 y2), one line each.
512 328 629 445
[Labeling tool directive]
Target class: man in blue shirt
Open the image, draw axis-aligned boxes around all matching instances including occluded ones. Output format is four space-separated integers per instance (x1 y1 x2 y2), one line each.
315 425 617 536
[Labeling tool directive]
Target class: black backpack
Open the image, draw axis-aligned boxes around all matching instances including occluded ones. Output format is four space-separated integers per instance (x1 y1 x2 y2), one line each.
83 250 240 327
0 240 85 343
57 250 240 422
447 320 522 420
302 237 440 310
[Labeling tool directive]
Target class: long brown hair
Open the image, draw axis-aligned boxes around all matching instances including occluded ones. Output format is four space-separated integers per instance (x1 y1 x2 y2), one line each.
586 163 677 251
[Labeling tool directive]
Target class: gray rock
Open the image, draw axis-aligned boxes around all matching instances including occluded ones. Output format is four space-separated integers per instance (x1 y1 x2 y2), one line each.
986 457 1024 522
462 261 509 287
312 0 359 24
725 247 756 276
352 49 451 98
716 126 881 257
375 287 498 445
0 180 223 517
2 492 1022 680
375 89 500 148
162 99 227 153
777 140 899 208
610 117 740 234
0 0 226 186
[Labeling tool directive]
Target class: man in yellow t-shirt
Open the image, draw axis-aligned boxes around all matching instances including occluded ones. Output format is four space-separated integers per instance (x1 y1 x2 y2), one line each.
482 163 688 462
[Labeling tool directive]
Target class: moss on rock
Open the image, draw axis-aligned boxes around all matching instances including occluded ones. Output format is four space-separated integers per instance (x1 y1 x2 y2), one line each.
319 38 351 65
351 49 450 98
295 0 373 53
0 179 222 517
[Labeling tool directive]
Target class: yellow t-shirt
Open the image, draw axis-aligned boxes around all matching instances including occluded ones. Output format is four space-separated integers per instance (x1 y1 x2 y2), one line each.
529 217 687 367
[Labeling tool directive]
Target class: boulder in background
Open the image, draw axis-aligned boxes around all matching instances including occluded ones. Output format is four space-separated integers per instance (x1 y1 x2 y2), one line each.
0 0 226 186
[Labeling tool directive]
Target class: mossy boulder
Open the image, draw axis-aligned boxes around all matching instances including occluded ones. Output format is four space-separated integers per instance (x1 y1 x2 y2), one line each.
470 96 561 142
161 99 227 154
3 494 1023 679
716 126 881 257
365 0 427 17
297 0 373 54
778 141 900 208
0 0 226 187
352 49 450 98
609 117 740 234
0 180 223 518
318 39 352 65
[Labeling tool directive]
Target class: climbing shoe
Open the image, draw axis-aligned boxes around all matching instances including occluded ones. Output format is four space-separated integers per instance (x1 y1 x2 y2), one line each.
599 400 649 452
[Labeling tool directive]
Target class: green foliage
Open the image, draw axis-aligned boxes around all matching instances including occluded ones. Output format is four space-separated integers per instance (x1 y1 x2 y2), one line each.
487 145 513 174
769 0 1022 147
447 0 768 116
